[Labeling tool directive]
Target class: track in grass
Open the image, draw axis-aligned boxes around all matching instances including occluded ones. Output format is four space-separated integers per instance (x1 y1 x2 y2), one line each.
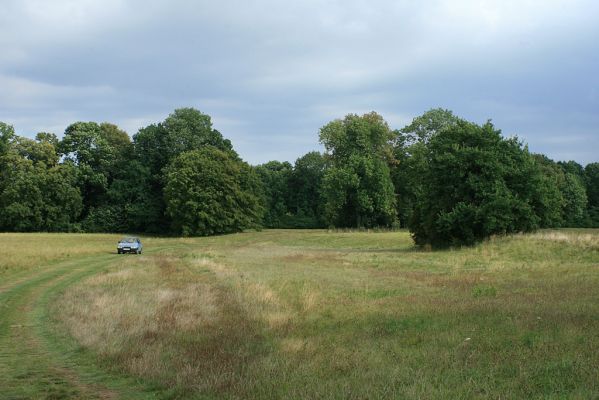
0 251 171 400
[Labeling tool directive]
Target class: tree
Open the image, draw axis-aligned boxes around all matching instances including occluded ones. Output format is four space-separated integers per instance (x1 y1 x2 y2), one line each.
585 163 599 227
398 108 461 145
410 120 547 248
552 160 588 227
319 112 396 228
133 108 238 233
558 160 585 178
0 133 82 232
59 121 132 221
254 161 293 228
392 109 463 227
164 147 263 236
134 108 236 177
530 154 564 228
560 172 588 227
287 151 326 227
0 122 15 156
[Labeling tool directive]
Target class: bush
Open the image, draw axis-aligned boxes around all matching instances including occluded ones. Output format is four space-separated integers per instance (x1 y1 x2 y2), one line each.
410 121 548 248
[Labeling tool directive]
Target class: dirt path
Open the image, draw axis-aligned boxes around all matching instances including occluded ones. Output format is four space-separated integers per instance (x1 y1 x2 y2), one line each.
0 255 143 399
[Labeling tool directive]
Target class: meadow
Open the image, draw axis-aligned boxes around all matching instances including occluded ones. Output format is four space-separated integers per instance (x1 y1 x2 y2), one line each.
1 229 598 399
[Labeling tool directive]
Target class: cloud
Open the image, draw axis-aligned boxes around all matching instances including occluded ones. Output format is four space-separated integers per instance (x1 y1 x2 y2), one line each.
0 0 598 165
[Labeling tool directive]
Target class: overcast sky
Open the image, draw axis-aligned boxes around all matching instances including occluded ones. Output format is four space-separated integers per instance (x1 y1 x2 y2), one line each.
1 0 598 165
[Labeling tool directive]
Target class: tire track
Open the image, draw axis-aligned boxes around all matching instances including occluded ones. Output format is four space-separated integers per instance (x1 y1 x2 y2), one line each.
0 244 192 399
0 256 120 399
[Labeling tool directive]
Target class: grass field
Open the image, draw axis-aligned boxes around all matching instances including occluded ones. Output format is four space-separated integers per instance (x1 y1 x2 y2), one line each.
1 230 598 399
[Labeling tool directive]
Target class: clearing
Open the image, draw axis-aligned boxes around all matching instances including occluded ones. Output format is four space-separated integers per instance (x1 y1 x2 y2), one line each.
0 230 598 399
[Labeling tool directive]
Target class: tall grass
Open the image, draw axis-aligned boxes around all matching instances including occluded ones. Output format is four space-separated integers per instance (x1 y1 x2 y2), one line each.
51 229 599 398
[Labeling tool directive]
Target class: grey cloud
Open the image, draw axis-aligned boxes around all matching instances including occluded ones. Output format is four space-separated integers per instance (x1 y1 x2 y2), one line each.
1 0 598 165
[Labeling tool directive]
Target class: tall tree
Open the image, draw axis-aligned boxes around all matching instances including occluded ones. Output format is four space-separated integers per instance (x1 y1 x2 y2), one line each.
133 108 239 233
585 163 599 227
555 160 588 227
287 151 326 227
319 112 396 228
0 131 82 232
392 109 463 227
530 154 565 228
254 161 293 228
164 147 263 236
0 122 15 163
560 173 588 227
410 121 548 248
58 121 132 223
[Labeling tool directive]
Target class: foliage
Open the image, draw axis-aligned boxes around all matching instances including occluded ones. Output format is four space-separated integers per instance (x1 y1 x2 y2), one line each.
0 122 15 157
398 107 460 145
255 152 327 229
0 150 81 232
319 112 396 228
560 172 588 227
2 105 598 239
530 154 565 228
254 161 293 228
58 122 132 218
410 120 547 247
287 151 326 227
134 108 236 176
164 147 263 236
585 163 599 227
392 109 463 227
133 108 239 233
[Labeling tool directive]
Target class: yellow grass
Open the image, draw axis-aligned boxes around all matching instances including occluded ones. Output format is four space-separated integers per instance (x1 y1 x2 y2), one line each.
31 229 599 398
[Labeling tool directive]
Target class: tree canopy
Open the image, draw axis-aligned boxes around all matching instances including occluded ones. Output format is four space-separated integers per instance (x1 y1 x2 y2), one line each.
409 121 552 247
164 147 262 236
0 107 597 241
319 112 396 228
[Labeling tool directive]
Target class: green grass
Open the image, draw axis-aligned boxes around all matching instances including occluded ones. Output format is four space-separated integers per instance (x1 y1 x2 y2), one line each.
1 229 598 399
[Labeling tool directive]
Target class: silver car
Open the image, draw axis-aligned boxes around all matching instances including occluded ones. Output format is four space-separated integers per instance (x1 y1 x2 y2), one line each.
117 237 143 254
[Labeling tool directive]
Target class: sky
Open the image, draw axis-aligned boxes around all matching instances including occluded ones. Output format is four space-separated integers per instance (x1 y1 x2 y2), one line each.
1 0 598 165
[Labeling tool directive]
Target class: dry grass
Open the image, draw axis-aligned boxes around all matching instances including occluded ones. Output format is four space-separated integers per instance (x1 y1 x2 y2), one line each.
54 253 267 397
0 233 183 278
48 229 599 399
0 233 115 273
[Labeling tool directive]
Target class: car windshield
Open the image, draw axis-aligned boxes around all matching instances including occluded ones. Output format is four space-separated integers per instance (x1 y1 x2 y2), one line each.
120 237 137 243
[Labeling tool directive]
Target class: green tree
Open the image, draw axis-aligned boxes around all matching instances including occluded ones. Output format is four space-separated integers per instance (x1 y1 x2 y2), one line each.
0 132 82 232
59 122 132 222
254 161 293 228
398 108 460 145
585 163 599 227
319 112 396 228
287 151 326 227
554 161 588 227
133 108 238 233
0 122 15 153
392 109 463 227
560 172 588 227
410 121 546 248
558 160 585 178
164 147 263 236
530 154 565 228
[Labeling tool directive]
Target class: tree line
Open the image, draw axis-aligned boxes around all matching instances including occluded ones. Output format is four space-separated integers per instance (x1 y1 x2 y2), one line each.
1 108 597 247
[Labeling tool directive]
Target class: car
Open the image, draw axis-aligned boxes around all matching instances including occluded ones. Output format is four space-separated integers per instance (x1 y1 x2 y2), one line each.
117 237 143 254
